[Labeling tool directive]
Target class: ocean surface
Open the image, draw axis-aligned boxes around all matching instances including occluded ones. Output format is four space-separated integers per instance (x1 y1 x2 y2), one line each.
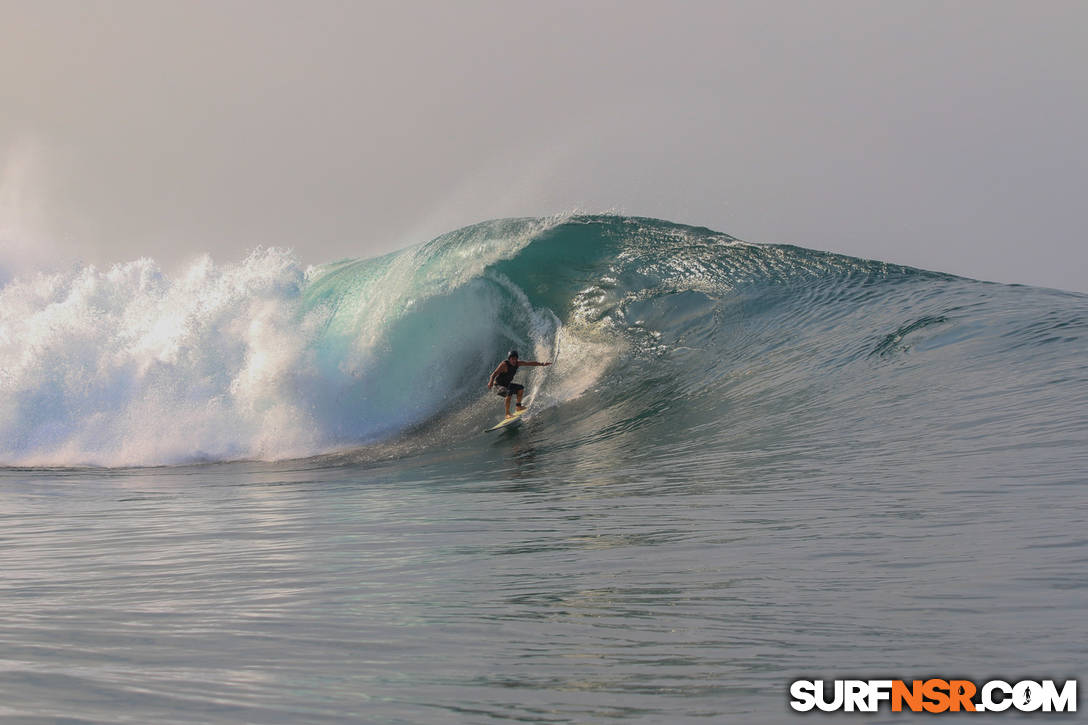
1 216 1085 723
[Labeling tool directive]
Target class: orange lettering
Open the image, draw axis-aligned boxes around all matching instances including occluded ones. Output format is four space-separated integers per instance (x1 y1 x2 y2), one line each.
949 680 976 712
923 679 951 713
892 680 924 712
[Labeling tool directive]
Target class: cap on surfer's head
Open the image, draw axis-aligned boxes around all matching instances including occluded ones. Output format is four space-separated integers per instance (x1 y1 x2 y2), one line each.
508 350 519 360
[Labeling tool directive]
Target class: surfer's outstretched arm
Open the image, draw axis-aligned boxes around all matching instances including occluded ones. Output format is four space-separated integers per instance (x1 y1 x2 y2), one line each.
521 361 552 367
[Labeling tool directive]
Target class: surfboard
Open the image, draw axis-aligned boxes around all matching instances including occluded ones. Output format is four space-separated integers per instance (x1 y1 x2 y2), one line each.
485 407 527 432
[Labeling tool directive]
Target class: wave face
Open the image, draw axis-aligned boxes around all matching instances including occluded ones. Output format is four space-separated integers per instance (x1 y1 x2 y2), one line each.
1 215 1086 467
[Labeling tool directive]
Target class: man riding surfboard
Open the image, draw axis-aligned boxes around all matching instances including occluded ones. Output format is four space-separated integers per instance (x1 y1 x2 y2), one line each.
487 350 552 418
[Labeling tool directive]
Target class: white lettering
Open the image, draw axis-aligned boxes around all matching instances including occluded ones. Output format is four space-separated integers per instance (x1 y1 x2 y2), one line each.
789 680 817 712
1041 680 1077 713
1014 680 1043 712
844 680 868 712
982 680 1013 712
815 680 844 712
868 680 893 711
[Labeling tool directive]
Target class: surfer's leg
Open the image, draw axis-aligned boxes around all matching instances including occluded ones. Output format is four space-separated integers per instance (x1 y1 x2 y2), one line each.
505 394 513 418
515 388 525 411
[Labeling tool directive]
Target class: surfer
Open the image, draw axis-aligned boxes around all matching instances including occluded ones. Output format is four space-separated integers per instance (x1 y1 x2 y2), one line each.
487 350 552 418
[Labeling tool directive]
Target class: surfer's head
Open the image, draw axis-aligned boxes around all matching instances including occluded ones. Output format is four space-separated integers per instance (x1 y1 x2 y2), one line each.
507 350 519 362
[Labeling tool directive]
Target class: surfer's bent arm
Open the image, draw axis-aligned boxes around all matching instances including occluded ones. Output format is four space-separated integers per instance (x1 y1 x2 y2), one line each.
487 362 507 388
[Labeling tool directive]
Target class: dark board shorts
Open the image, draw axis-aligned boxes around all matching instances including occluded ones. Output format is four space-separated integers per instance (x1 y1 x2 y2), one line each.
495 383 524 397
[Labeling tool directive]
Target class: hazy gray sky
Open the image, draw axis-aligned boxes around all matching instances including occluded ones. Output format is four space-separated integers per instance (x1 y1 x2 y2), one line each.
2 0 1086 290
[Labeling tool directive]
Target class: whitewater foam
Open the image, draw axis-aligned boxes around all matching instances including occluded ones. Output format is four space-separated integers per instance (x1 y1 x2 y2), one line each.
0 220 575 466
0 249 328 466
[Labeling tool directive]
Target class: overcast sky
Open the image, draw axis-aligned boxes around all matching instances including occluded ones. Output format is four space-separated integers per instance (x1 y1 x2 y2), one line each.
1 0 1086 291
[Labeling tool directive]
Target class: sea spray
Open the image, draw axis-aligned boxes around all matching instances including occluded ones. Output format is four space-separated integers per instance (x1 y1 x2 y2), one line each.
0 249 324 465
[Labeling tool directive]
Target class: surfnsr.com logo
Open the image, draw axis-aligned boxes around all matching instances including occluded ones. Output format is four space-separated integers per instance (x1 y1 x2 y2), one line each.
789 679 1077 713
